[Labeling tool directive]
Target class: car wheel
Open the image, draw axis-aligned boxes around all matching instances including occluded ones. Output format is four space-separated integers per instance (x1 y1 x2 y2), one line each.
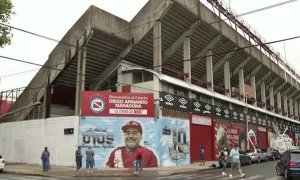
257 157 261 163
248 158 251 165
276 164 282 175
272 155 275 161
0 169 3 173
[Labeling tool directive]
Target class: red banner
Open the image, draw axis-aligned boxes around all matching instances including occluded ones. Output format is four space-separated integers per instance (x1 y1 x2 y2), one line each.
81 91 154 117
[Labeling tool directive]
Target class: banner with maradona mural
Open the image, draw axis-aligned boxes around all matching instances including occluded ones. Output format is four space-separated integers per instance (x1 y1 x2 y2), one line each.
159 117 190 166
79 116 159 168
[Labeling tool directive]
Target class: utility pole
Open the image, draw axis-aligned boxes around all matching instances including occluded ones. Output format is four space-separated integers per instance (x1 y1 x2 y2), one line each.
245 93 249 150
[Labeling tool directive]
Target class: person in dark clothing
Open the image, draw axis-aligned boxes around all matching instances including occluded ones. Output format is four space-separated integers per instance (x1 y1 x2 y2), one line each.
199 146 205 166
134 147 143 174
41 147 50 172
75 146 83 174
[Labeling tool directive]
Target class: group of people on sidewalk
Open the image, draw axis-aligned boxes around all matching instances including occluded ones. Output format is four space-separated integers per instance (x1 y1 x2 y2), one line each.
218 144 246 178
42 145 144 175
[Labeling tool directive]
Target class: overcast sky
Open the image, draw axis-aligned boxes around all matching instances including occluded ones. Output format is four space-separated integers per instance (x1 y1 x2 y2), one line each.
0 0 299 92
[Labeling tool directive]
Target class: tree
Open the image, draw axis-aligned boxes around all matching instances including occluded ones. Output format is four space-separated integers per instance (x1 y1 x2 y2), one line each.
0 0 14 48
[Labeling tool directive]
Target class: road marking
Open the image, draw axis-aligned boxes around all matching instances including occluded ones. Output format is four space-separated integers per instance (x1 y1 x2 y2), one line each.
185 174 215 179
245 175 265 179
7 176 61 180
265 176 283 180
154 174 185 179
201 174 225 179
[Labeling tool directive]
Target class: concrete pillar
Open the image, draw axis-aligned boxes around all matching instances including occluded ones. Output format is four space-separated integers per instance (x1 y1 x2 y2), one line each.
239 68 245 102
260 81 266 109
75 46 87 115
294 101 298 119
117 66 123 92
299 100 300 120
206 49 213 91
153 21 162 118
269 86 275 112
224 60 231 97
277 92 282 115
153 21 162 73
289 98 294 117
43 72 52 119
183 37 191 83
251 75 257 106
283 95 288 117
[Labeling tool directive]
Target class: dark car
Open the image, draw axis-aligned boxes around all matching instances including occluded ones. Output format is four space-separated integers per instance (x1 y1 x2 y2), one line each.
276 149 300 180
219 150 251 168
266 148 281 161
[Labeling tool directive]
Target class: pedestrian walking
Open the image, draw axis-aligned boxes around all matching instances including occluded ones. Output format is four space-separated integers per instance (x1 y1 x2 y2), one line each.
219 147 228 175
86 146 95 174
199 145 205 165
229 144 246 178
75 146 83 174
41 147 50 172
134 147 143 175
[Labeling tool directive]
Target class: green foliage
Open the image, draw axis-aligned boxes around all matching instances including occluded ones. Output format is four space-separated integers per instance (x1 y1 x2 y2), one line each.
0 0 14 48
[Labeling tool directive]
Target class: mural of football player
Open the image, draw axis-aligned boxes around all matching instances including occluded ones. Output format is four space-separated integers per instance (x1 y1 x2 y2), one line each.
106 120 158 168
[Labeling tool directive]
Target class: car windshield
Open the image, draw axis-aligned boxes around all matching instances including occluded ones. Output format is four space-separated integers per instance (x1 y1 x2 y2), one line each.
246 150 254 153
291 152 300 159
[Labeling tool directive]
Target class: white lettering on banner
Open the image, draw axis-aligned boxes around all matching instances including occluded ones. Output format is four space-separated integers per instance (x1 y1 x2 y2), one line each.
109 109 148 115
192 115 212 126
257 126 267 132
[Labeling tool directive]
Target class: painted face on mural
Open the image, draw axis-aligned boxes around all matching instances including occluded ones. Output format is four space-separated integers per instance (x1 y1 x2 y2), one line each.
124 128 142 151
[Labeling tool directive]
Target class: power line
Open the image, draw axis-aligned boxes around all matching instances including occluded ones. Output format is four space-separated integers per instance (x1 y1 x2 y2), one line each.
0 0 298 88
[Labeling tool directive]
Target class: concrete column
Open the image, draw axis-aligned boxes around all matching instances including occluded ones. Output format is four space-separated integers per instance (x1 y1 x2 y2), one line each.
75 46 87 115
117 66 123 92
206 49 213 91
277 92 282 115
183 37 191 83
251 75 257 106
260 81 266 109
238 68 245 102
153 21 162 73
289 98 294 117
299 100 300 120
294 101 298 119
224 60 231 97
283 95 288 117
43 73 52 119
269 86 274 112
153 21 162 118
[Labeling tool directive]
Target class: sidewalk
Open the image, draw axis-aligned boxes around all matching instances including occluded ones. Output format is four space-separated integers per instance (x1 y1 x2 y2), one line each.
3 161 219 177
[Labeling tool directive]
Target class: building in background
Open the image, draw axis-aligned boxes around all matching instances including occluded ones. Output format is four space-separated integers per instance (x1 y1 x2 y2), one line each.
1 0 300 167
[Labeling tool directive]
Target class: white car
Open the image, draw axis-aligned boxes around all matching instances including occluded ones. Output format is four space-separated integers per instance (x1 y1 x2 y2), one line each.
0 155 4 172
246 148 268 163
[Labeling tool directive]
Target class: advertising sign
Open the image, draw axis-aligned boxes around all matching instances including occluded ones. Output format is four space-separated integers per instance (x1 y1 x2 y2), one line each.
81 91 154 117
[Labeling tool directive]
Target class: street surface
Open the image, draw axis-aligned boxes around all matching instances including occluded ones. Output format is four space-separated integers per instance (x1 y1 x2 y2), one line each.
0 161 285 179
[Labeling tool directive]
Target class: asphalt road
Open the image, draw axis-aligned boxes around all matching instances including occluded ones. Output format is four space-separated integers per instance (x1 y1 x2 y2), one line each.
0 160 286 180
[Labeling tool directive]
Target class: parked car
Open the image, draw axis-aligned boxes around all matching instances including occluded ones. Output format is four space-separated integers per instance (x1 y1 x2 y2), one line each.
246 148 268 163
0 155 4 172
219 150 251 167
266 148 282 161
276 149 300 180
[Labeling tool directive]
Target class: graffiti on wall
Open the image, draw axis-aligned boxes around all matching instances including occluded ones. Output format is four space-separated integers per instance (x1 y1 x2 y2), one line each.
215 123 247 150
159 118 190 166
79 117 159 168
78 116 190 167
